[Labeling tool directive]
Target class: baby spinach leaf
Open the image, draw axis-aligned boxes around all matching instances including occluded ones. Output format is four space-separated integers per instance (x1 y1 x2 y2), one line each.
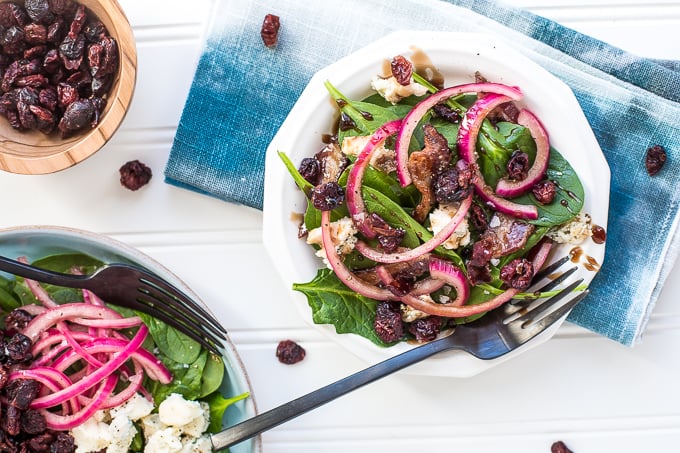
324 80 401 143
516 148 584 227
293 268 389 346
205 390 250 433
137 312 202 363
278 151 313 193
0 277 20 313
147 349 208 404
200 352 226 398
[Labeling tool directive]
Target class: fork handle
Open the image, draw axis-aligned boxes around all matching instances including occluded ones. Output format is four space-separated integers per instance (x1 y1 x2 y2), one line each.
210 338 456 450
0 255 90 289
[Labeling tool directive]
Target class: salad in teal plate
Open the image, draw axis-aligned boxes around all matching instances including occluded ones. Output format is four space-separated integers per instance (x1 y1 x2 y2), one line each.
263 31 609 377
0 225 261 452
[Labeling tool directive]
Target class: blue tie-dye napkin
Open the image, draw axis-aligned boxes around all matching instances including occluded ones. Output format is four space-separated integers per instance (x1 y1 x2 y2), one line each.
164 0 680 346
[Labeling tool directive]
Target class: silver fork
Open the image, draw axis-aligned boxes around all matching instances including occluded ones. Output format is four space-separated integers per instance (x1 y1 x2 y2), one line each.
0 255 227 355
209 257 588 451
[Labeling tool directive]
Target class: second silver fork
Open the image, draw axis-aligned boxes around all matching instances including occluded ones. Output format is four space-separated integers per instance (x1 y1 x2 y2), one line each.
210 256 589 450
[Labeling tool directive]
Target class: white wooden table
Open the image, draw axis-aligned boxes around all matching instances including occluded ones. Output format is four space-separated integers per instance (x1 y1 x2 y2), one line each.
1 1 678 451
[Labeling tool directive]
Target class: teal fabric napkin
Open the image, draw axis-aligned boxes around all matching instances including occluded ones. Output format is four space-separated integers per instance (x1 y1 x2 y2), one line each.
164 0 680 346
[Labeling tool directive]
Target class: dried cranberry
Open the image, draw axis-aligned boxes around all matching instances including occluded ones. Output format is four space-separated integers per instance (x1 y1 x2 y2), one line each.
532 180 557 204
298 157 321 185
506 149 530 181
276 339 305 364
408 316 442 342
119 159 152 191
57 98 93 136
499 258 534 290
260 14 280 48
20 409 46 435
0 1 118 137
390 55 412 86
469 204 489 232
434 164 473 203
3 309 33 335
24 0 50 22
432 103 460 123
366 213 405 253
551 441 574 453
5 333 32 363
373 301 404 343
645 144 667 175
311 181 344 211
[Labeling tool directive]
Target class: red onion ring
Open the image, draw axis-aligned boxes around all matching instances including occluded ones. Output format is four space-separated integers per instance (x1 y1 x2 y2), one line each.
346 119 402 238
457 93 539 219
495 109 551 197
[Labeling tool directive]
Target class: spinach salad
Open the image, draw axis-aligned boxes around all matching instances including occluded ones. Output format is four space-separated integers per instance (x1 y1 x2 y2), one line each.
281 54 590 347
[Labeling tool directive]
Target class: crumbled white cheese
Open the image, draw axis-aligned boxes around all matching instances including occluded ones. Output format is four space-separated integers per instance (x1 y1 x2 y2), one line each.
158 393 205 427
428 202 471 250
178 402 210 438
71 392 212 453
180 436 213 453
72 418 113 453
547 213 593 244
106 415 138 453
141 413 164 439
306 216 358 268
110 392 154 421
145 427 184 453
401 303 430 323
371 75 428 104
340 135 397 174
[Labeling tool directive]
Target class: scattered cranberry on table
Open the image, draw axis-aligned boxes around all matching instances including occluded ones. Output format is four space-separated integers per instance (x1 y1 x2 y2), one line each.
276 339 306 364
119 159 152 191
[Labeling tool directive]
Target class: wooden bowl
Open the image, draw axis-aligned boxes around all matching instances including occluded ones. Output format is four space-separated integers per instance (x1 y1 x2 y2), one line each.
0 0 136 174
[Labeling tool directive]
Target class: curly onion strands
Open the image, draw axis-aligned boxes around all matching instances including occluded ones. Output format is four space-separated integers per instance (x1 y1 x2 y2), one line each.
29 324 149 410
41 375 118 431
457 93 539 220
395 82 523 187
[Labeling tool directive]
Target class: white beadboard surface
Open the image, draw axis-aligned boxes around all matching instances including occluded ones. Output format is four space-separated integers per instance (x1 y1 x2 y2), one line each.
1 1 679 451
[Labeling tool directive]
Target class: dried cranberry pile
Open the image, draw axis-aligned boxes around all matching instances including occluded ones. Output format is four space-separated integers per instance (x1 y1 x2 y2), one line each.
0 0 119 138
0 309 76 452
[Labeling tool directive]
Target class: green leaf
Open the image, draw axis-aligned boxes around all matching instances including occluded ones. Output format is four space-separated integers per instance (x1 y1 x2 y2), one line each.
293 268 389 346
278 151 313 193
200 352 226 398
138 312 202 363
324 80 401 143
205 391 250 433
148 349 208 403
517 148 585 227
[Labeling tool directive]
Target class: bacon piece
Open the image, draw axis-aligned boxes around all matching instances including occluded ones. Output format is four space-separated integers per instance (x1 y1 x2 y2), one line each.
407 124 452 222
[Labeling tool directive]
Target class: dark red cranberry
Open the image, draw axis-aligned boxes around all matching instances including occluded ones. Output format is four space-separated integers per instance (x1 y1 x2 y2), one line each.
276 339 306 365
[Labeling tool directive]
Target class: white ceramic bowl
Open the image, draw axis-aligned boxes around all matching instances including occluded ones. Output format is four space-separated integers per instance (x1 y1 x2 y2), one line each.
263 31 609 377
0 225 261 452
